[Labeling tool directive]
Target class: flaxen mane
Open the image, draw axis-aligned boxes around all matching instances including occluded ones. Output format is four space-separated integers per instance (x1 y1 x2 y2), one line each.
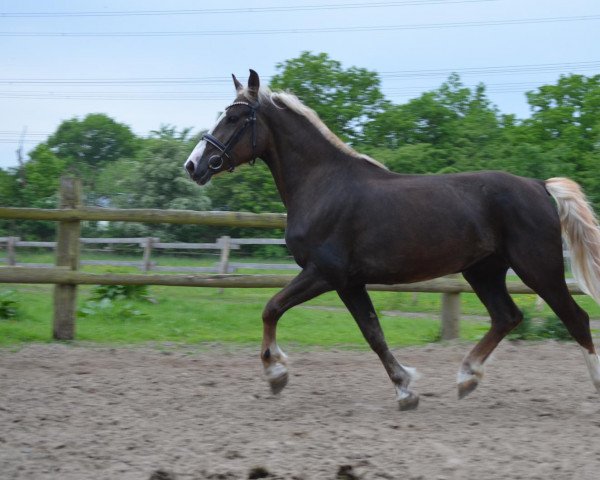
243 86 387 170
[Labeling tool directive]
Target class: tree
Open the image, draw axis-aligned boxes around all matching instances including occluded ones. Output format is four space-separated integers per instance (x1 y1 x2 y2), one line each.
525 74 600 152
362 74 503 173
523 74 600 206
206 162 284 214
46 113 139 172
18 144 66 206
97 126 212 241
270 51 387 142
0 145 66 239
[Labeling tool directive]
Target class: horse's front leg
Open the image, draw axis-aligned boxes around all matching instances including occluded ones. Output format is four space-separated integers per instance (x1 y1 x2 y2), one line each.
261 266 332 394
338 285 420 411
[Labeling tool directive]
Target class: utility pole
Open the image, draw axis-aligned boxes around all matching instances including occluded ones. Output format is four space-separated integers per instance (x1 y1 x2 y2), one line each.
15 126 27 187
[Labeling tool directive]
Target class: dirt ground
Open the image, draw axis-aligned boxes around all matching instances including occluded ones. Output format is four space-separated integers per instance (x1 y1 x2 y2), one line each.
1 340 600 480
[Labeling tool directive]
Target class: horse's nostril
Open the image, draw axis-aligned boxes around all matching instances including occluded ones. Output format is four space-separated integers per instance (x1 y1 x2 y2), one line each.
185 160 195 176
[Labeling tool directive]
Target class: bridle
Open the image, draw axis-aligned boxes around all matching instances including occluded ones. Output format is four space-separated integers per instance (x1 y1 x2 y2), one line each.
202 101 259 173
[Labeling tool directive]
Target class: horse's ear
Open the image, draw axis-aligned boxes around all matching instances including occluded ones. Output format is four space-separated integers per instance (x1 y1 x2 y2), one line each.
232 73 243 92
247 69 260 99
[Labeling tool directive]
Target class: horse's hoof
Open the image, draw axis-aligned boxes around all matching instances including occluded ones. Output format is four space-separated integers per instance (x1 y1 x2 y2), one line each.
457 377 479 399
268 372 288 395
396 388 419 411
398 393 419 411
266 362 288 395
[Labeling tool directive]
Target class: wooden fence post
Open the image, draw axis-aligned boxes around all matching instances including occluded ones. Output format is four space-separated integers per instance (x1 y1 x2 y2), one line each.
53 177 82 340
218 236 232 274
142 237 154 273
440 291 461 340
217 236 232 294
6 236 18 266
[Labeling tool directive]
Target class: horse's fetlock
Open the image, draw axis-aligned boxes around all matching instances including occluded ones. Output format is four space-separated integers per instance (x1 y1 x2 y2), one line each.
390 373 409 387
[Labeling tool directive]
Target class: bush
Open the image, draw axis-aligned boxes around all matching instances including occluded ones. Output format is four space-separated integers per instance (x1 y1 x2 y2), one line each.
508 309 571 341
90 284 154 303
0 290 19 320
78 298 150 322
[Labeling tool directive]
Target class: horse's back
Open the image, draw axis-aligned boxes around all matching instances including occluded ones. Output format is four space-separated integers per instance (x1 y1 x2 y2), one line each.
371 170 553 231
348 170 558 283
287 168 559 285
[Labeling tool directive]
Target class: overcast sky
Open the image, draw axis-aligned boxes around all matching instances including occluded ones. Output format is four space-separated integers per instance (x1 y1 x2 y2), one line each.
1 0 599 170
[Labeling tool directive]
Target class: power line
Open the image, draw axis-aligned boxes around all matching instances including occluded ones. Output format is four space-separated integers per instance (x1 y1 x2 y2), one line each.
0 1 498 18
0 80 570 102
378 61 600 78
0 77 227 86
1 14 599 37
1 60 597 86
0 81 559 97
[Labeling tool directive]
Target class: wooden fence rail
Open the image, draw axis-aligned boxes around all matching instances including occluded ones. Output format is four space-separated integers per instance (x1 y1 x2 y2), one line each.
0 206 287 228
0 177 585 342
0 235 298 273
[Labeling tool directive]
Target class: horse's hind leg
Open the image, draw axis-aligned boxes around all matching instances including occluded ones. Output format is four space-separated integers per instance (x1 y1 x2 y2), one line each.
458 256 523 399
542 293 600 394
261 265 332 394
510 251 600 394
337 285 419 411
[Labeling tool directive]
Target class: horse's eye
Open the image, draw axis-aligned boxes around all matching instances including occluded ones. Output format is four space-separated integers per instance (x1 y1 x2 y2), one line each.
226 115 239 124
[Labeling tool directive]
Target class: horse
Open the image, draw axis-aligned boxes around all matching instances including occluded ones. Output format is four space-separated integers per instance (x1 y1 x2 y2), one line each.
184 69 600 410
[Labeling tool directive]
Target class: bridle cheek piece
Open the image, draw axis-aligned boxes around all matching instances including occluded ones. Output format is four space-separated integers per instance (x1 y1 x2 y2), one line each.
202 101 259 173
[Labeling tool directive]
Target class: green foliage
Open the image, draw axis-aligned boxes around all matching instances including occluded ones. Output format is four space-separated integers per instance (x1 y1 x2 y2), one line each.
508 309 572 341
362 74 504 174
96 126 213 241
0 145 65 239
206 161 284 213
0 290 19 320
46 113 139 170
90 284 154 303
524 74 600 208
78 298 151 322
85 282 154 322
270 51 387 142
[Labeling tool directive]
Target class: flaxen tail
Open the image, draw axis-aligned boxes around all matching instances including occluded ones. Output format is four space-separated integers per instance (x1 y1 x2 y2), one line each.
545 177 600 304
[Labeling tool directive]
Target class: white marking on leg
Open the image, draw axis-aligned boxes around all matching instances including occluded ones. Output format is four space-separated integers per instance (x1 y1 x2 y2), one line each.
400 364 421 383
457 360 484 385
581 348 600 393
394 383 420 410
395 384 412 401
268 342 287 362
264 342 288 382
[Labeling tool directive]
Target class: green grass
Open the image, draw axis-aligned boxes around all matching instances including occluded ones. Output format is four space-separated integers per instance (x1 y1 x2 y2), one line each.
0 283 490 348
1 251 598 348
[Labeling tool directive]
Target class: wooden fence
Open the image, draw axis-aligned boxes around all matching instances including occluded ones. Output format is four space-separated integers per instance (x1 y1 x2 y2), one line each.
0 235 295 273
0 177 585 342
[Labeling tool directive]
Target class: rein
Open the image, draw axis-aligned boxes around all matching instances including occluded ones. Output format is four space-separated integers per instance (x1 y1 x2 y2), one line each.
202 101 259 172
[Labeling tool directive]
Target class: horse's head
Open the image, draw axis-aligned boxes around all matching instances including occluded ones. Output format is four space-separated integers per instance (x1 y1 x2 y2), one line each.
184 69 266 185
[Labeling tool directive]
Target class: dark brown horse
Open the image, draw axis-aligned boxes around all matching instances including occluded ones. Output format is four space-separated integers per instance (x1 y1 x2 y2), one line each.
185 70 600 410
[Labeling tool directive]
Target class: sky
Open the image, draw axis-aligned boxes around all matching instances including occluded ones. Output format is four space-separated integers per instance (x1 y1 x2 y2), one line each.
1 0 599 170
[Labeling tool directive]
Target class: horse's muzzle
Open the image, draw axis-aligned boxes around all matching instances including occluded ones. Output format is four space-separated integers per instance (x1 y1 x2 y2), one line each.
184 159 195 177
184 159 212 185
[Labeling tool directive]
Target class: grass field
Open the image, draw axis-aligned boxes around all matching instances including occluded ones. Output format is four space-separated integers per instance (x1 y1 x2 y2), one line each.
1 250 598 348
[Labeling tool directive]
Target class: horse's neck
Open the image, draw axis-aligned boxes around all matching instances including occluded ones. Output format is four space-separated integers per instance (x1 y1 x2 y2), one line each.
261 110 357 207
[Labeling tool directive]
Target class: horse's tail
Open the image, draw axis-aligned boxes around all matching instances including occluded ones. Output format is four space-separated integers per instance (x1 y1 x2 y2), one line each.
545 177 600 304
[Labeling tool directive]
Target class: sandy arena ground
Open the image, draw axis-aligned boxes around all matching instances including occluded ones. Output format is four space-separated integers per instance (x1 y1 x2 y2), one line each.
1 340 600 479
